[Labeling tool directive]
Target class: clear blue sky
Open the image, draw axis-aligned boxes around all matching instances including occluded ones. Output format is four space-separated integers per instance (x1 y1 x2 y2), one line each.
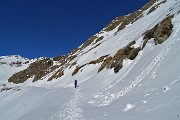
0 0 150 59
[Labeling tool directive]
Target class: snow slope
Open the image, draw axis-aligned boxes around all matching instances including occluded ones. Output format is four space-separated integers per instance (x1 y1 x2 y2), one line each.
0 55 32 85
0 0 180 120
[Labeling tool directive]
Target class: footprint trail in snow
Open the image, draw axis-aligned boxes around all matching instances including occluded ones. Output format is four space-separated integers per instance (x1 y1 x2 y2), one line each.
56 89 84 120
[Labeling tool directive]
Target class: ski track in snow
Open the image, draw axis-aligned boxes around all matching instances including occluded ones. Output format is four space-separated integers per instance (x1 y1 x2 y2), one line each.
55 90 84 120
163 76 180 92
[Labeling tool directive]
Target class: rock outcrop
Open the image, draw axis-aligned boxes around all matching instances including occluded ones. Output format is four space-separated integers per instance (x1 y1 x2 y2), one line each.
8 59 54 83
98 41 141 73
72 55 109 76
143 15 173 45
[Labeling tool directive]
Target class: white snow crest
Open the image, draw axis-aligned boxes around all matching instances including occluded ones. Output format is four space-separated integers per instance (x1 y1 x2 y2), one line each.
124 103 136 111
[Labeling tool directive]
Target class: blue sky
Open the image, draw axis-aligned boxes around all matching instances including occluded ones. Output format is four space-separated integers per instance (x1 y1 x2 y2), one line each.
0 0 150 58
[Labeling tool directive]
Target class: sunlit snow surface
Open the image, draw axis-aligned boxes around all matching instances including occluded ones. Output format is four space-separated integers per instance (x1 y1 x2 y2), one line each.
0 0 180 120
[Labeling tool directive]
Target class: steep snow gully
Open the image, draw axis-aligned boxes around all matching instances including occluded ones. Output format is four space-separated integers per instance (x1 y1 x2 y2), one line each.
1 0 180 120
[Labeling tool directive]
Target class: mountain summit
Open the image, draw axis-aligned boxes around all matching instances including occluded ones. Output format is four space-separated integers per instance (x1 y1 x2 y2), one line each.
1 0 180 119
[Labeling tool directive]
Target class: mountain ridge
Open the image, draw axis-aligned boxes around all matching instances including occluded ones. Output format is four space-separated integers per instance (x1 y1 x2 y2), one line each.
6 0 174 84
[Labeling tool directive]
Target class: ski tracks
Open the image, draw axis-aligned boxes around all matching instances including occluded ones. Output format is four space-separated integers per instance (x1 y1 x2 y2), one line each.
55 90 84 120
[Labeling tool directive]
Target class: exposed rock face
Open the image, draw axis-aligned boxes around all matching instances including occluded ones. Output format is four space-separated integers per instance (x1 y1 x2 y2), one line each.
72 64 86 76
112 56 124 73
103 0 160 32
117 0 163 31
128 47 141 60
7 44 80 83
147 0 167 15
104 16 126 32
98 41 141 73
143 15 173 45
82 43 101 56
8 59 54 83
94 36 104 44
80 35 105 51
72 55 109 76
48 68 64 81
0 55 30 67
81 35 98 49
98 57 113 72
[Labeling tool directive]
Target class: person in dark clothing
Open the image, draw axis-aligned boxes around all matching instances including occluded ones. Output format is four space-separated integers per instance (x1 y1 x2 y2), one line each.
74 80 78 89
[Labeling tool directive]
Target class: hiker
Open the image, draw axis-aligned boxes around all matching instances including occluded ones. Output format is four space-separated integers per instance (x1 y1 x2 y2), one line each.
74 80 78 89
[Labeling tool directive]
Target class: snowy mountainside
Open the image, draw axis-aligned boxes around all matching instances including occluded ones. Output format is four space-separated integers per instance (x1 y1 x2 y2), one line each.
0 0 180 120
0 55 33 85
